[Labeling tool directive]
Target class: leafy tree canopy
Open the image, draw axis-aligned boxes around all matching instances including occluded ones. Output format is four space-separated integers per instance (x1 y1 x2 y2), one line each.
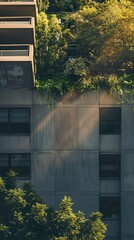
0 171 107 240
36 0 134 103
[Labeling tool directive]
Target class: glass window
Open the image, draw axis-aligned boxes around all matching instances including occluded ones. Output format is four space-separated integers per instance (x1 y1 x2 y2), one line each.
100 108 121 134
11 154 31 178
0 154 9 177
100 197 120 219
0 108 30 134
99 154 120 178
0 109 8 133
0 63 30 89
10 109 30 134
0 153 30 179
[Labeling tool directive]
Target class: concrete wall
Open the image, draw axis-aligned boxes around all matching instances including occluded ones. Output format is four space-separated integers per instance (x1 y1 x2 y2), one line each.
122 106 134 151
32 91 100 218
104 219 120 238
121 153 134 238
100 180 120 194
1 89 134 239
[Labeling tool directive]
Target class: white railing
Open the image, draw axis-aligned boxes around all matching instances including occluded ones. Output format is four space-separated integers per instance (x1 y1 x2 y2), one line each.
0 49 29 56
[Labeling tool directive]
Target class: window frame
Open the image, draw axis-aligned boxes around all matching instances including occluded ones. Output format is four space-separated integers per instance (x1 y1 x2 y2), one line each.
0 153 31 179
0 108 30 135
99 196 121 219
100 107 121 135
99 154 120 179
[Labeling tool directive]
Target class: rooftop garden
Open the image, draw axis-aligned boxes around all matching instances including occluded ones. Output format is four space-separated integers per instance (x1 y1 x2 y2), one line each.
35 0 134 103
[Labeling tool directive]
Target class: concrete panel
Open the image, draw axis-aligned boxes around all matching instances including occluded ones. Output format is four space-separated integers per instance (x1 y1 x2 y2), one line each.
56 193 99 216
105 239 120 240
121 194 134 235
33 153 55 191
122 107 134 150
36 191 55 208
33 91 54 105
121 154 134 191
104 220 120 238
54 108 78 150
16 180 31 188
121 238 134 240
0 89 32 105
78 108 99 149
33 107 54 150
100 91 118 105
55 152 99 192
0 136 30 150
100 135 120 153
57 91 99 106
100 180 120 194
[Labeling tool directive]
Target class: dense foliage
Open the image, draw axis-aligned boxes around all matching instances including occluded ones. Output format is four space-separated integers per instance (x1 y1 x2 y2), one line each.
36 0 134 102
0 171 107 240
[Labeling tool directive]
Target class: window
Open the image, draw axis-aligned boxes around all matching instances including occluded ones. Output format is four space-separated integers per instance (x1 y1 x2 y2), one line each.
99 154 120 178
100 197 120 219
100 108 121 134
0 153 31 179
0 108 30 134
0 63 30 88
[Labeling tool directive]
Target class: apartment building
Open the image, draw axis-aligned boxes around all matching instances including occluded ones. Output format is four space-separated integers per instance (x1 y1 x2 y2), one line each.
0 1 134 240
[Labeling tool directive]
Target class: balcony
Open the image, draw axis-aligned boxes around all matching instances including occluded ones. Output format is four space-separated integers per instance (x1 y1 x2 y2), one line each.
0 0 37 17
0 17 35 44
0 45 34 89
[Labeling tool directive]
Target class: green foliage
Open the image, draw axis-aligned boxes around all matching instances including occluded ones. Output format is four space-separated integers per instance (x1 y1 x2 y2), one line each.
35 74 78 96
0 224 11 239
36 0 134 103
5 170 17 189
88 212 107 240
36 12 49 73
0 172 107 240
36 12 67 75
47 0 106 12
48 0 81 12
67 0 134 69
108 73 134 104
38 0 49 12
54 196 79 238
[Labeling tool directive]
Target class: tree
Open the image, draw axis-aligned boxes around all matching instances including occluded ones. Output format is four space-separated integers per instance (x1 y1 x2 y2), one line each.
66 0 134 70
46 14 67 72
0 171 107 240
36 12 49 73
38 0 49 12
36 0 134 103
36 12 67 76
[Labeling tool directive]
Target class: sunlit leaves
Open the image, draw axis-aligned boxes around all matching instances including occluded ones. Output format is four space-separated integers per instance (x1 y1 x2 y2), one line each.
0 173 107 240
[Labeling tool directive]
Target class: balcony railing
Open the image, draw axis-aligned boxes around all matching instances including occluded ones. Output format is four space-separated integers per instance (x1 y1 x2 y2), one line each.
0 49 29 56
0 17 31 24
0 18 35 44
0 46 29 56
0 0 37 17
0 0 33 2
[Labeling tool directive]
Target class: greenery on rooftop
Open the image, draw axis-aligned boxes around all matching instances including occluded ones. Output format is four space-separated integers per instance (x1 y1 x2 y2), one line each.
36 0 134 102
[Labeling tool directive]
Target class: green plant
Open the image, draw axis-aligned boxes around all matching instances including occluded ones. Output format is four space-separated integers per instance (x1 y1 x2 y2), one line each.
0 171 107 240
36 0 134 103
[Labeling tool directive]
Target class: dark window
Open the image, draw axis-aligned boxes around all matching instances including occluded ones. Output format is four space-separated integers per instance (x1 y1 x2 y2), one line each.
0 108 30 134
99 154 120 178
100 108 121 134
100 197 120 219
0 153 31 179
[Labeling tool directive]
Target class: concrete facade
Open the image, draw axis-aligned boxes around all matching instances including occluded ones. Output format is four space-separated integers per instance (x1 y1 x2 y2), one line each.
1 88 134 239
